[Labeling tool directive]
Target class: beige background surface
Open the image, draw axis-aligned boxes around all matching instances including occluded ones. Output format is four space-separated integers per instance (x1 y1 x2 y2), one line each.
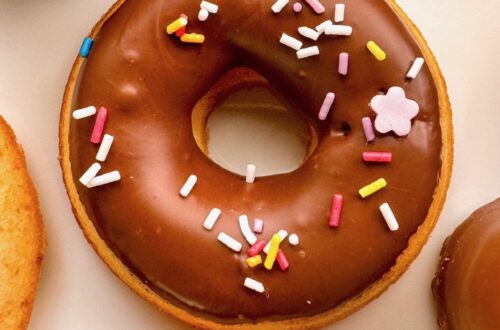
0 0 499 329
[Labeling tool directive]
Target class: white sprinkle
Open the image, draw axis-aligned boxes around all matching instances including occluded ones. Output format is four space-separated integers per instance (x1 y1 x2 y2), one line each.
334 4 345 22
244 277 265 293
79 162 101 186
198 8 209 21
200 1 219 14
246 164 257 183
72 106 96 120
271 0 289 13
180 175 197 197
288 233 300 246
203 208 222 230
280 33 303 51
380 203 399 231
407 57 425 79
298 27 320 41
253 219 264 233
239 215 257 245
315 20 333 34
325 24 352 36
297 46 320 59
217 232 242 252
264 229 288 253
87 171 121 188
96 134 114 162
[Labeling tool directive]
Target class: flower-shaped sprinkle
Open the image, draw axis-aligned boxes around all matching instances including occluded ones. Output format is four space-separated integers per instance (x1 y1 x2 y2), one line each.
370 87 420 136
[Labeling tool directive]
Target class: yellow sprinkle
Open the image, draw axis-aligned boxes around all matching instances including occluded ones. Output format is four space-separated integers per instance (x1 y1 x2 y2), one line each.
246 255 262 268
367 41 386 61
181 33 205 44
264 234 281 270
359 178 387 198
166 17 188 35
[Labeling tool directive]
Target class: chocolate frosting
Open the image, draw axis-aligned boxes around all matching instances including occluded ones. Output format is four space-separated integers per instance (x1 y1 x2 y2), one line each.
69 0 442 323
433 199 500 330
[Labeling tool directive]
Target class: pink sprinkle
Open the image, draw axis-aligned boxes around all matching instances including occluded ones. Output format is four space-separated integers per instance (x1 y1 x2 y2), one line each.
338 52 349 76
91 107 108 144
303 0 325 14
362 117 375 142
247 240 266 257
253 219 264 233
329 194 343 228
362 151 393 163
277 249 289 271
292 2 302 13
318 92 335 121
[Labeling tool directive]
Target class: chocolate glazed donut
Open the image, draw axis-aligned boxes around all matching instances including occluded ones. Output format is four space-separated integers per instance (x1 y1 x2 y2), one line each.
60 0 453 328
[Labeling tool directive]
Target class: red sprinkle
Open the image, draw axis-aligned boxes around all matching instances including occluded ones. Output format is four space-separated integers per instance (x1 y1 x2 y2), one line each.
329 194 344 228
362 151 393 163
91 107 108 144
277 249 289 271
247 240 266 257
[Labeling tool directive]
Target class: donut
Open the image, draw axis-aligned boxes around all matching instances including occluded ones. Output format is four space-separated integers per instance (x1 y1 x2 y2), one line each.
60 0 453 328
432 199 500 330
0 116 46 329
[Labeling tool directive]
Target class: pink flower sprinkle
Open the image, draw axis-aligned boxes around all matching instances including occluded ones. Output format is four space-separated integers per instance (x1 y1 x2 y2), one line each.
303 0 326 14
338 52 349 76
247 240 266 257
292 2 303 13
91 107 108 144
362 151 393 163
329 194 343 228
277 249 289 271
362 117 375 142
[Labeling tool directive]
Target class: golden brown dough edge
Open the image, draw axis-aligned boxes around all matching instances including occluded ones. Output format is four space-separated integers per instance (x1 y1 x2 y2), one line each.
0 116 46 330
58 0 453 328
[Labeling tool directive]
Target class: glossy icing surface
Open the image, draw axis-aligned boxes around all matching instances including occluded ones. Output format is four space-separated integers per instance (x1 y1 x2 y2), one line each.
69 0 442 323
433 199 500 330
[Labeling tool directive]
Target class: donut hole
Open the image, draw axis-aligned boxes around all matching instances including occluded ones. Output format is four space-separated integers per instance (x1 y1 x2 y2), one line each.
192 68 318 177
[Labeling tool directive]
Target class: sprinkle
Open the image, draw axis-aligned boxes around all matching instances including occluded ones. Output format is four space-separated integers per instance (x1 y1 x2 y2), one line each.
181 33 205 44
200 1 219 14
73 106 96 120
329 194 344 228
246 164 257 183
166 17 188 35
338 52 349 76
239 215 257 245
217 232 242 252
324 25 352 36
96 134 114 162
79 37 94 58
280 33 303 51
79 163 101 186
203 208 222 230
175 26 186 37
298 27 320 41
367 41 386 61
87 171 121 188
335 4 345 22
264 234 281 270
253 219 264 233
318 92 335 120
315 20 333 34
198 8 209 21
297 46 320 59
303 0 326 14
407 57 425 79
180 174 197 197
91 107 108 144
248 240 266 257
362 151 392 163
380 203 399 231
362 117 376 142
293 2 303 13
246 255 262 268
288 234 299 246
359 178 387 198
276 250 289 271
264 230 288 253
272 0 289 13
244 277 265 293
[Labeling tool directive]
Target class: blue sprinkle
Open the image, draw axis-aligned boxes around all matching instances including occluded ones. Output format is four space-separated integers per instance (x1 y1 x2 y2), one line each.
80 37 94 58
